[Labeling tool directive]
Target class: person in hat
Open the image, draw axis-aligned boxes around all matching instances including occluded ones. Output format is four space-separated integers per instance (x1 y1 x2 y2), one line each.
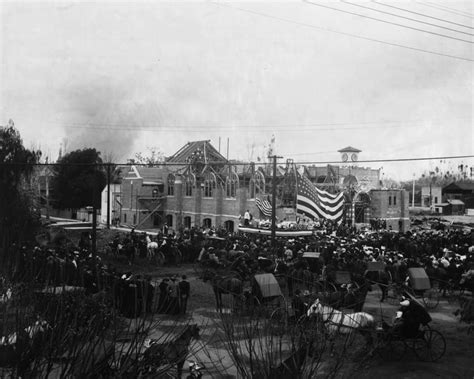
167 276 179 315
388 296 432 338
178 275 191 315
157 278 170 313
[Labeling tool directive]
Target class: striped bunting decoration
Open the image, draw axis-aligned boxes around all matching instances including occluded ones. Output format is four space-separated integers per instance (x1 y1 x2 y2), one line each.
255 197 272 218
296 172 345 223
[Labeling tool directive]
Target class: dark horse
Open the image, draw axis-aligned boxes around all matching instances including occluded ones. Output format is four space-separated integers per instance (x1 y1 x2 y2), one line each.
142 324 200 378
202 270 243 311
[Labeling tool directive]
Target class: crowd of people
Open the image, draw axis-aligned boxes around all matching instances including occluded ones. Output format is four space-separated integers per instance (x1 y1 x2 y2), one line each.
2 217 473 325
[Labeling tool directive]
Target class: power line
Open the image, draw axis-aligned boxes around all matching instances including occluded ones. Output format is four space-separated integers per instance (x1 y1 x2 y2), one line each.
52 119 471 133
42 116 471 130
305 0 473 44
420 2 474 20
2 154 473 167
210 2 473 62
373 1 474 30
342 0 474 36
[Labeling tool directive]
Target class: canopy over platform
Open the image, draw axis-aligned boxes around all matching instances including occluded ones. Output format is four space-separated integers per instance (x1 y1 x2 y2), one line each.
238 226 313 237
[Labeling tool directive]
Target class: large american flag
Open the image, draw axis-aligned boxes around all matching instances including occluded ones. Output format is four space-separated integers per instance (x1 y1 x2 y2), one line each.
255 197 272 218
296 173 345 223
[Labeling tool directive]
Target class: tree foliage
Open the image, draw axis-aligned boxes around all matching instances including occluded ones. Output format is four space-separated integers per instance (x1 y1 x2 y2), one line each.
0 121 41 262
134 147 165 166
51 148 106 209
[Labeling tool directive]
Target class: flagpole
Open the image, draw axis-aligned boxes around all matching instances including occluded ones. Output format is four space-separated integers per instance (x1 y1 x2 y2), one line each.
269 154 282 257
293 163 298 221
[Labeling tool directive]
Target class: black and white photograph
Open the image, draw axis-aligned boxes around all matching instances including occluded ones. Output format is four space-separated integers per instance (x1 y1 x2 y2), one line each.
1 1 473 378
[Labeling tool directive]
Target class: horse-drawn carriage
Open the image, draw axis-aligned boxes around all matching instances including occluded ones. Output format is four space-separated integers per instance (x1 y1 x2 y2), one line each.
384 268 440 309
304 297 446 363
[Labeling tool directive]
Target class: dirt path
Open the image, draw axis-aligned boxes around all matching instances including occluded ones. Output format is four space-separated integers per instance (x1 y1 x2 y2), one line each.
125 263 474 378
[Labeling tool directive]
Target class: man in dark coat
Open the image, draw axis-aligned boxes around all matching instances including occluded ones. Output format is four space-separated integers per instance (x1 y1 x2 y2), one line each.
178 275 191 314
392 297 431 338
157 278 170 313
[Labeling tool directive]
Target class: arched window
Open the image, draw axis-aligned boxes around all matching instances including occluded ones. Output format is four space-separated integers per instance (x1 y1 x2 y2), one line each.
203 218 212 228
226 171 239 198
203 172 217 198
185 174 195 197
166 214 173 227
253 170 265 196
167 174 175 196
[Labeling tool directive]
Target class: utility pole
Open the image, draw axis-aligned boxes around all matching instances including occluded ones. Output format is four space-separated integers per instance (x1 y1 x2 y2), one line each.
412 173 415 208
106 164 111 228
269 154 282 256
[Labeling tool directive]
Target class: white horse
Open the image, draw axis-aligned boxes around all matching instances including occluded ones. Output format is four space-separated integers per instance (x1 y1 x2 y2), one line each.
146 235 159 260
307 298 375 344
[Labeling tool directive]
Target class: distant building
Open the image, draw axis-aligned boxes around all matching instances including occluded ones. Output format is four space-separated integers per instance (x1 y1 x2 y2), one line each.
100 142 408 232
421 186 442 208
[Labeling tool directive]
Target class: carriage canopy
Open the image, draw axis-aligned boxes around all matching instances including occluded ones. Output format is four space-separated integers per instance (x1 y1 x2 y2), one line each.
407 268 431 290
252 273 282 300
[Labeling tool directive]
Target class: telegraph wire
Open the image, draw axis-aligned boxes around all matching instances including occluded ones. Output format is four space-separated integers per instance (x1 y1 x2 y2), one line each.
420 2 474 20
372 1 474 30
210 2 473 62
48 117 471 132
2 154 473 167
341 0 474 36
304 0 473 44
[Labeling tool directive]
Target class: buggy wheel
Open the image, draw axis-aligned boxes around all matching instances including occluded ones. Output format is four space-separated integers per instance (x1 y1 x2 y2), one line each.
377 336 407 361
413 328 446 362
422 289 440 309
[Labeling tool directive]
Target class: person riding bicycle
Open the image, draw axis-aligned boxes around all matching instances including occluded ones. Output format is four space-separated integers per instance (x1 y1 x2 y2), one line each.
387 296 432 338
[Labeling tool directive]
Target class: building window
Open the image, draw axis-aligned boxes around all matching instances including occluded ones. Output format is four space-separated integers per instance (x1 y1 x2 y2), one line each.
394 195 397 206
203 218 212 228
133 214 137 224
226 171 239 198
254 171 265 195
203 172 217 198
184 216 192 228
185 174 195 197
123 213 127 223
434 196 438 204
166 214 173 227
389 196 392 206
224 220 234 232
167 174 175 196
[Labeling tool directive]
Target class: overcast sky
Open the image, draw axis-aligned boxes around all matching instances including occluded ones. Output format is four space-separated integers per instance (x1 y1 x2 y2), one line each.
1 0 472 181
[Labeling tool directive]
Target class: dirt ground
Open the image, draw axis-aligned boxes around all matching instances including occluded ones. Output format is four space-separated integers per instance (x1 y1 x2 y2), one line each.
120 261 474 379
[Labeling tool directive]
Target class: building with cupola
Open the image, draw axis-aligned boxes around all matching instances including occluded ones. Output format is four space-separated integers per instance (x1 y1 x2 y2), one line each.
101 142 409 233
